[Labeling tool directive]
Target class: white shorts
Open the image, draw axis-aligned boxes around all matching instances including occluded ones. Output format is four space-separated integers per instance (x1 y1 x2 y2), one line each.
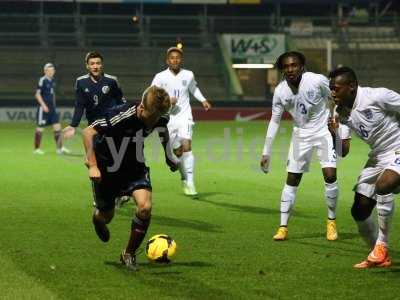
286 130 337 173
168 117 194 149
353 150 400 199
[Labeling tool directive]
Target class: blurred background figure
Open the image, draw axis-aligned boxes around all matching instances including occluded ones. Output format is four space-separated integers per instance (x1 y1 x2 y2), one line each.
33 63 68 155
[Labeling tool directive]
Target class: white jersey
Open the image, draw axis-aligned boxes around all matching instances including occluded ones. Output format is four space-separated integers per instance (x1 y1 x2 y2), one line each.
272 72 331 135
151 68 206 121
338 86 400 158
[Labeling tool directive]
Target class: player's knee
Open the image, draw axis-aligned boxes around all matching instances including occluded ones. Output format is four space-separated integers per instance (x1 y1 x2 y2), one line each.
351 204 365 221
137 202 152 219
53 124 61 131
174 147 183 157
94 209 114 224
104 213 114 224
324 175 337 184
375 181 391 195
322 168 336 183
351 193 375 221
286 173 302 186
182 144 191 152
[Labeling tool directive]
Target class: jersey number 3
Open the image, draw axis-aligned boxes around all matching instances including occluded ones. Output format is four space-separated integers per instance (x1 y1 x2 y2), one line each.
297 102 307 114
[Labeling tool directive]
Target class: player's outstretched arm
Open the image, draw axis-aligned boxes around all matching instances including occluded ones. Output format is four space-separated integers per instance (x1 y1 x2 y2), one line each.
260 117 281 174
188 74 211 111
260 91 284 173
82 126 101 182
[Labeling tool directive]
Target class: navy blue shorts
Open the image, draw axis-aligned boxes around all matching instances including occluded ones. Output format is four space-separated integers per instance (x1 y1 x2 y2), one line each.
36 107 59 127
91 167 152 212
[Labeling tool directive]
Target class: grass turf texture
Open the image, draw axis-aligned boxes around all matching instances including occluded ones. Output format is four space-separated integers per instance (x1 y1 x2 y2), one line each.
0 121 399 300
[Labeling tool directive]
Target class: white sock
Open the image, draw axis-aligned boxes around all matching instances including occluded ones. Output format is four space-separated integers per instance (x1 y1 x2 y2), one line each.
182 151 194 186
376 193 395 246
356 214 378 249
325 181 338 220
280 184 298 226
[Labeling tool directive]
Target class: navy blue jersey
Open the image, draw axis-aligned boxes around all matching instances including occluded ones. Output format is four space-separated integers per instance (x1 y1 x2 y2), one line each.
70 73 125 127
90 103 169 174
37 76 55 109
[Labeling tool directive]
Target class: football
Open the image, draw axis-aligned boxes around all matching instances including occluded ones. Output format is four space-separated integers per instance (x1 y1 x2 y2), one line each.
145 234 177 263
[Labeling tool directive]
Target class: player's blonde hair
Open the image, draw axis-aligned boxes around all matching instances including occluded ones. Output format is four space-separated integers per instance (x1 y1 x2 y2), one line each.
43 63 54 71
142 86 171 115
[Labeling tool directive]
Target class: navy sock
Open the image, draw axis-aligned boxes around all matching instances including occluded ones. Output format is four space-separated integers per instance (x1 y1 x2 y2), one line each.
126 214 151 254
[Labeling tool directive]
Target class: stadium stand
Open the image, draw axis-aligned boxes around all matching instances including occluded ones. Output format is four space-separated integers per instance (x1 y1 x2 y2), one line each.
0 47 228 103
0 1 399 102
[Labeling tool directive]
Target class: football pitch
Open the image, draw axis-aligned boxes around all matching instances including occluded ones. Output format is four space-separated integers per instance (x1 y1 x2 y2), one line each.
0 121 399 300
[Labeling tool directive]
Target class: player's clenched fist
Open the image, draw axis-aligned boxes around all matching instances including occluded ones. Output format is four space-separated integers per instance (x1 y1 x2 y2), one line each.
170 97 178 106
88 166 101 182
202 100 212 111
328 116 339 136
260 155 271 174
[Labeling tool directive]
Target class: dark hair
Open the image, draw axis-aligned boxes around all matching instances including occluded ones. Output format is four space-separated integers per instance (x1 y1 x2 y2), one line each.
329 66 358 85
276 51 306 70
85 51 103 64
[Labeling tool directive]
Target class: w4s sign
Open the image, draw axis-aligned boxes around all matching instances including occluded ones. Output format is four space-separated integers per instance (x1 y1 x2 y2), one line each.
222 34 285 62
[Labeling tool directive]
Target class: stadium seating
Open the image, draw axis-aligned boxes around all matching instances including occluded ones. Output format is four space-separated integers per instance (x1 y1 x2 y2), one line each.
0 47 228 102
0 1 399 102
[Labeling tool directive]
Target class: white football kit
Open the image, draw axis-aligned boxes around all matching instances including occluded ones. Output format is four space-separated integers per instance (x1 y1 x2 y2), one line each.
151 68 206 148
338 86 400 198
263 72 337 173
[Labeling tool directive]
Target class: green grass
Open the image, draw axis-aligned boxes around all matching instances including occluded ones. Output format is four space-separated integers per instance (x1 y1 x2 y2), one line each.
0 121 399 300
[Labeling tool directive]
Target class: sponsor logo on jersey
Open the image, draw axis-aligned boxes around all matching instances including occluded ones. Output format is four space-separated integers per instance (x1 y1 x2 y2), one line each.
182 80 187 86
102 85 110 94
363 109 373 119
